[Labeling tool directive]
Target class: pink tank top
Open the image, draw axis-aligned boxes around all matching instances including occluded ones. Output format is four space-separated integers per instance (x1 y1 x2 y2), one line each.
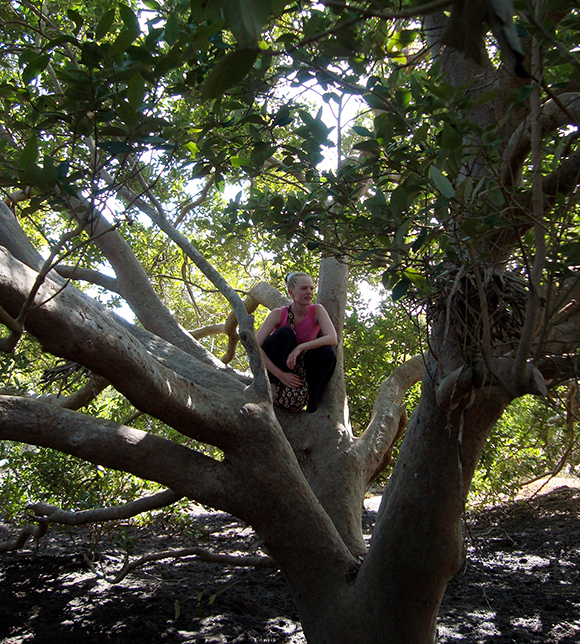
278 305 320 344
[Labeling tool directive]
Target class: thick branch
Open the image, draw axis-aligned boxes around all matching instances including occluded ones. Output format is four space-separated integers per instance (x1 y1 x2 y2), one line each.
0 396 231 508
97 174 270 398
501 93 580 187
356 356 425 480
0 248 247 446
57 190 206 358
543 151 580 200
120 320 250 391
317 257 349 422
30 489 182 525
0 202 223 368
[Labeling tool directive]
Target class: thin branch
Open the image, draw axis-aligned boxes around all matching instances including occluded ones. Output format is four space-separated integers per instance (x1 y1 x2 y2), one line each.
466 242 492 367
0 304 22 352
111 547 274 584
522 8 580 76
55 265 119 293
1 490 182 554
501 93 580 187
0 222 85 352
323 0 455 19
99 170 270 398
513 29 546 388
37 373 110 411
0 522 47 553
175 177 213 226
192 323 227 339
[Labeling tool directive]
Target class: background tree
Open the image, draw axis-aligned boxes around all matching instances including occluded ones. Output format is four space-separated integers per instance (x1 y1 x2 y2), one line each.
1 1 580 643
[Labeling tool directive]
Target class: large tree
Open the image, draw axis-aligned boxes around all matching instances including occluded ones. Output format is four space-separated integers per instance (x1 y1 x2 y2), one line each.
1 1 579 642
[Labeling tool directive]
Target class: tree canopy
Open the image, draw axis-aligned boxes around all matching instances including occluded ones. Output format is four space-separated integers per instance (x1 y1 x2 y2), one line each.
1 0 580 642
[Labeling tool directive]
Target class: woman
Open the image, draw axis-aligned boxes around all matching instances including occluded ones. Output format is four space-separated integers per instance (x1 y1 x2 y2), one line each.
256 272 337 412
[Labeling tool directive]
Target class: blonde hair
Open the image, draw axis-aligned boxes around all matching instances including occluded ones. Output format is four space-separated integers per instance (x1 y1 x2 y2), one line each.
285 272 312 290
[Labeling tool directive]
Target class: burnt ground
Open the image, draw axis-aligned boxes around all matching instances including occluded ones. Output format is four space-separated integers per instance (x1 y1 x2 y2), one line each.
0 486 579 644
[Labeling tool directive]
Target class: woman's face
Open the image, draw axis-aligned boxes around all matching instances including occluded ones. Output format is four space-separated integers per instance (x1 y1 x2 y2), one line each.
289 276 314 305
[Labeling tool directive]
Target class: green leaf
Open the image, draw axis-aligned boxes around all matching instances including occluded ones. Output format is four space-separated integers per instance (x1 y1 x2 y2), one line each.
81 41 105 67
110 27 140 55
119 4 140 32
115 102 139 127
388 29 418 52
353 140 381 152
518 85 535 102
441 124 462 152
395 88 411 111
392 279 410 301
95 9 116 42
20 137 39 165
224 0 272 47
97 141 131 154
22 55 50 85
411 228 428 252
489 188 505 206
429 165 455 199
389 186 408 217
127 74 145 109
200 49 258 100
67 9 84 33
164 13 179 45
231 156 253 167
272 106 291 127
403 268 428 295
42 155 58 187
142 0 160 8
352 125 374 137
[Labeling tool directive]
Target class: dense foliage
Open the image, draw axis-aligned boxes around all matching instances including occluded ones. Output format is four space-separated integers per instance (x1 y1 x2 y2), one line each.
0 0 579 523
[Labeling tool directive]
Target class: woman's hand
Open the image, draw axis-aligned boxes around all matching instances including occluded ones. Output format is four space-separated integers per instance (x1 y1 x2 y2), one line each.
278 370 304 389
286 346 303 370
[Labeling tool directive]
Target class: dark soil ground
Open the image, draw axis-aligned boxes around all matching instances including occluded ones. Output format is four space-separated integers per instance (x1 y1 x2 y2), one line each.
1 486 579 644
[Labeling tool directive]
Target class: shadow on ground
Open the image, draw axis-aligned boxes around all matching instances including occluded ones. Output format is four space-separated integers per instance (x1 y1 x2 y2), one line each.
1 487 579 643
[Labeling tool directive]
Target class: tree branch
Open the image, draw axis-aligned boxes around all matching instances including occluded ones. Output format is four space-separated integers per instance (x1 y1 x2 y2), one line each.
97 172 271 399
513 46 546 389
0 522 47 553
0 396 232 509
111 547 274 584
30 489 182 525
36 373 110 411
0 248 247 446
56 189 206 358
55 265 119 293
356 356 425 480
1 489 183 554
501 93 580 187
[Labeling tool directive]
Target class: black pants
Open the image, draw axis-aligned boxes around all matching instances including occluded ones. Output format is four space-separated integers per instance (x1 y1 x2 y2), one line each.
262 327 337 413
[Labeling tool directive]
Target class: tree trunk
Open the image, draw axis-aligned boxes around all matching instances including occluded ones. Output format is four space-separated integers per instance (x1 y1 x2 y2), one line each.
291 351 512 644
